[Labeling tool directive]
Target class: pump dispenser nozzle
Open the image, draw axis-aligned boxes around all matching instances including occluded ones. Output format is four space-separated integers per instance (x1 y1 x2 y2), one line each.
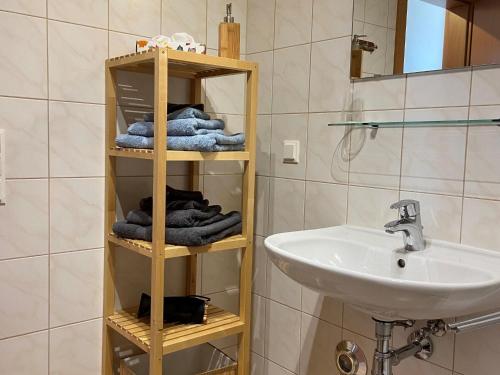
224 3 234 23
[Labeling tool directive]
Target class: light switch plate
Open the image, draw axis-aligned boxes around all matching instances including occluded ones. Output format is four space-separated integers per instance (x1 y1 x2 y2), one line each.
283 140 300 164
0 129 5 204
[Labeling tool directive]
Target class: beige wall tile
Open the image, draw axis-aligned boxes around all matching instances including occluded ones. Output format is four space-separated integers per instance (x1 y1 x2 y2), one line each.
272 44 311 113
203 174 242 212
343 304 375 338
252 293 266 356
309 37 352 112
48 0 108 28
0 97 48 178
365 0 389 26
462 198 500 250
301 287 343 326
470 65 500 106
353 76 406 110
256 115 272 176
50 178 104 253
246 0 275 53
0 256 48 339
0 331 48 375
312 0 353 41
268 178 305 234
300 313 342 375
50 249 103 327
255 176 270 237
205 74 246 114
49 319 102 375
109 0 160 36
0 180 49 260
406 70 471 108
304 181 347 229
247 52 274 115
109 31 143 56
253 235 268 296
48 21 108 103
201 249 240 294
49 101 105 177
274 0 312 49
0 12 47 98
0 0 46 16
267 259 301 310
265 299 301 372
162 0 207 43
347 186 398 229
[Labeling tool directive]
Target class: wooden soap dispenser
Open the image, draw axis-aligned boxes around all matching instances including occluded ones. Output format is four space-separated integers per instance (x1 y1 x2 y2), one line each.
218 3 240 59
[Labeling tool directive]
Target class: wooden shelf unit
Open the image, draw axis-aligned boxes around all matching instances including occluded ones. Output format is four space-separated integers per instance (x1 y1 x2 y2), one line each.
103 48 258 375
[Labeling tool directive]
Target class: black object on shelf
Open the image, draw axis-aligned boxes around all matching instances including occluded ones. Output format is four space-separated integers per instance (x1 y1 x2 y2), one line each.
137 293 210 324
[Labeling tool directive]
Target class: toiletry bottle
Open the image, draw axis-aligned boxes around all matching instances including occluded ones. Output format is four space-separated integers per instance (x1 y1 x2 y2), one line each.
218 3 240 59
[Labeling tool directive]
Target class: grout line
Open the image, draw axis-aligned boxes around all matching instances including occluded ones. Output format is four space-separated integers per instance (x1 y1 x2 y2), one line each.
45 3 51 372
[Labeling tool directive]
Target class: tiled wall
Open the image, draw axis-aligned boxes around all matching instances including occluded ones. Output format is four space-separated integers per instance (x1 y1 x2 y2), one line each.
0 1 248 374
247 1 500 375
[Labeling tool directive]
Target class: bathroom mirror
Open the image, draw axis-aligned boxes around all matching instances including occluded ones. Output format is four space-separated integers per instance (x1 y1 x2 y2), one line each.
351 0 500 79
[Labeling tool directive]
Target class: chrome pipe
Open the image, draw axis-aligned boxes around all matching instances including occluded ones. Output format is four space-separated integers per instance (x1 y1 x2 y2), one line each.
447 311 500 334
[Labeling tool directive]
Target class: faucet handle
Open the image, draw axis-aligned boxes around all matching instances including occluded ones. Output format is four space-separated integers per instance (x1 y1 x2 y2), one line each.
390 200 420 218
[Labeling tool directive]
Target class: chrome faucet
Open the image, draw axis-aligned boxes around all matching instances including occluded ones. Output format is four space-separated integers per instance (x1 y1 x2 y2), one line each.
384 200 426 251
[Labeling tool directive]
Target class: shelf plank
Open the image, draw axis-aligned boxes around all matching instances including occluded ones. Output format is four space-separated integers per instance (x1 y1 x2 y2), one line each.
106 48 256 79
106 306 244 355
108 147 250 161
108 233 247 258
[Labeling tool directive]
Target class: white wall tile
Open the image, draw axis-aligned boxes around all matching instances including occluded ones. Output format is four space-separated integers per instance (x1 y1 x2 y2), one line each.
271 114 308 179
109 0 160 36
470 66 500 106
255 176 270 237
400 191 462 243
253 236 268 296
203 174 242 212
300 313 342 375
301 287 343 326
201 249 240 294
0 0 46 16
274 0 312 49
248 52 274 115
256 115 272 176
454 323 500 375
205 74 246 115
353 77 406 110
306 113 350 184
49 101 105 177
268 178 305 234
48 21 108 103
49 319 102 375
0 12 47 98
347 186 398 229
48 0 108 28
465 107 500 200
0 331 48 375
406 70 472 108
304 181 347 229
0 180 49 260
265 300 301 372
267 260 301 310
0 256 48 339
272 44 311 113
50 178 104 253
246 0 275 53
0 97 48 178
312 0 353 41
349 111 403 189
162 0 207 43
252 293 266 356
462 198 500 250
309 37 352 112
50 249 103 327
109 31 142 56
365 0 389 26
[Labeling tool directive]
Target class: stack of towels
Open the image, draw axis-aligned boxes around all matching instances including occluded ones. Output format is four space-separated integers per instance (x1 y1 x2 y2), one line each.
112 186 242 246
116 105 245 152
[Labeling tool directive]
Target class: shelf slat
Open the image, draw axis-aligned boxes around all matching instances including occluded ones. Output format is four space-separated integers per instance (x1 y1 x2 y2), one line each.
108 233 247 258
108 147 250 161
106 306 245 354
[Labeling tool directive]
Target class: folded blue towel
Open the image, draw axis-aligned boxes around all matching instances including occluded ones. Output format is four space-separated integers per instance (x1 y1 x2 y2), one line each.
116 133 245 152
128 118 225 137
144 107 210 122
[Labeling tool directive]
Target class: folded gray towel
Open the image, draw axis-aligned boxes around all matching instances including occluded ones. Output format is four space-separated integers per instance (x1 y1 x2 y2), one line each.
127 205 222 228
127 118 225 137
112 211 242 246
116 133 245 152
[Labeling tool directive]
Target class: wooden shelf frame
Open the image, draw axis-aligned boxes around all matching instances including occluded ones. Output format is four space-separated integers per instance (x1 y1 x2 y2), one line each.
102 48 258 375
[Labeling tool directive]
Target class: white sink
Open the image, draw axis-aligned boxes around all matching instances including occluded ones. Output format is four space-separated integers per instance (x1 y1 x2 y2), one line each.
265 225 500 320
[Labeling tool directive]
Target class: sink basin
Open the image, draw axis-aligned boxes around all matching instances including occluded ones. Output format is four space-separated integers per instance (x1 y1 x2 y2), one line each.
265 225 500 320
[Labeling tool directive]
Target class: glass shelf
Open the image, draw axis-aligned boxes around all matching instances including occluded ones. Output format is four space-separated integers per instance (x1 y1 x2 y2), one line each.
328 119 500 128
